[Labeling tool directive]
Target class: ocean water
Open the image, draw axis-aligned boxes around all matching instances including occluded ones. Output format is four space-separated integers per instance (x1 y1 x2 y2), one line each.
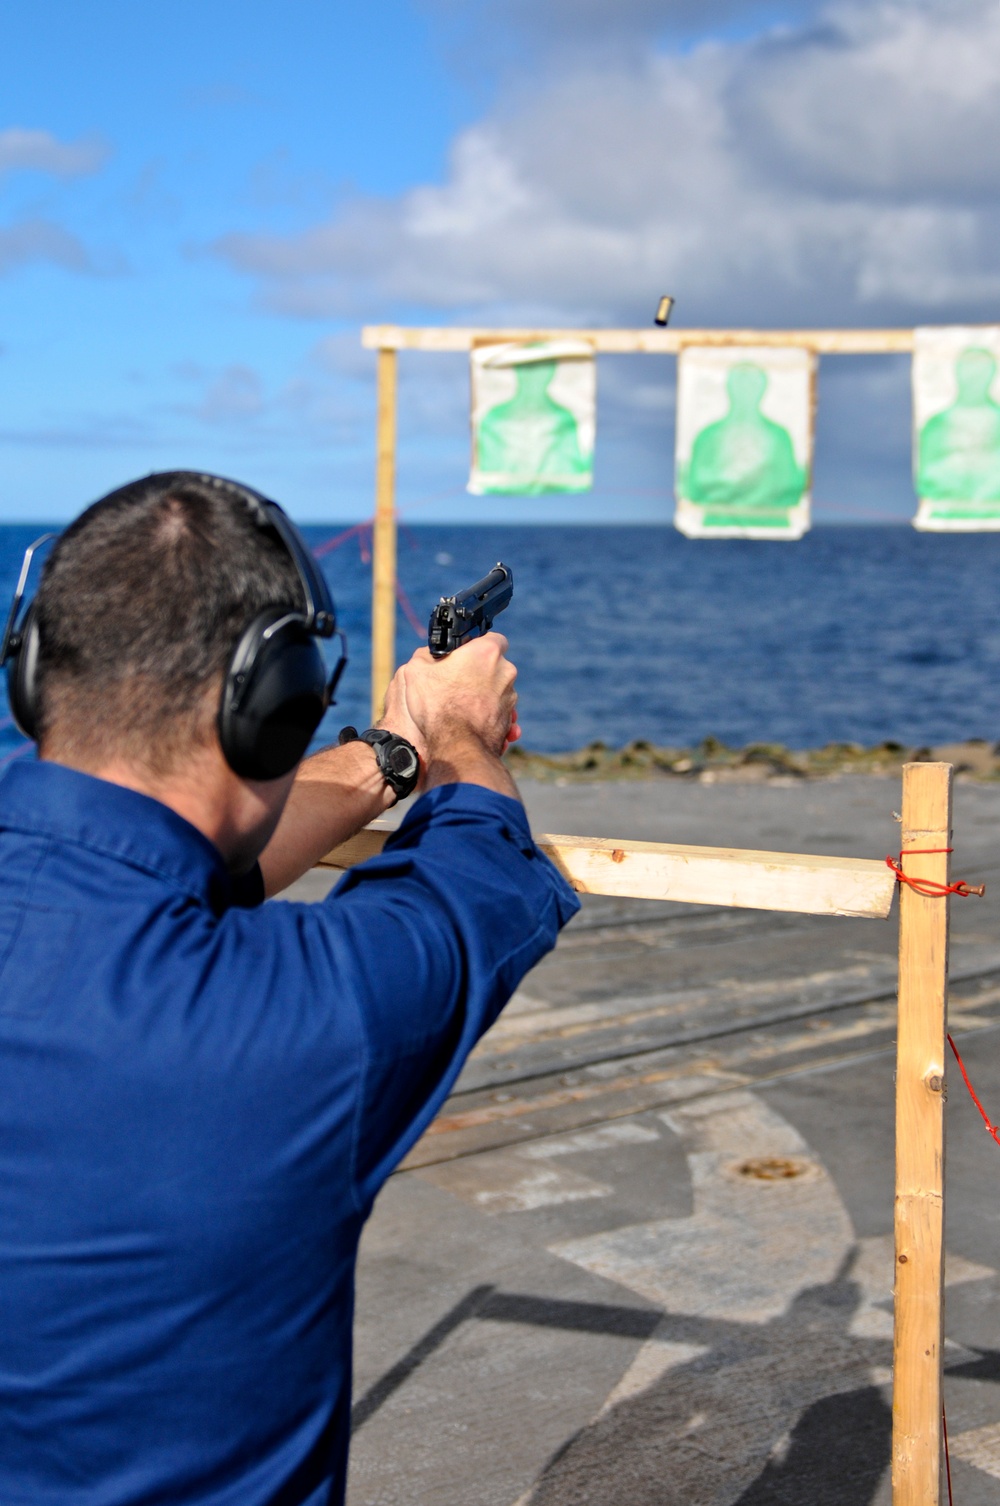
2 523 1000 766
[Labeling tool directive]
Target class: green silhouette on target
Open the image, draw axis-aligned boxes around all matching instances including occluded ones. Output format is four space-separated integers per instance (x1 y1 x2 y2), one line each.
917 347 1000 505
477 358 590 494
682 363 807 513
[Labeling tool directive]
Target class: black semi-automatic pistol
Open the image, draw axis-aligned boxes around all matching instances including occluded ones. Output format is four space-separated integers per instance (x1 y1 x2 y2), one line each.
428 563 513 658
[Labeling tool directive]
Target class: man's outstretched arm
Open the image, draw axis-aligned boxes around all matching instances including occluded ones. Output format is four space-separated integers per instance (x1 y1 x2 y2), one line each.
257 634 520 897
256 739 396 897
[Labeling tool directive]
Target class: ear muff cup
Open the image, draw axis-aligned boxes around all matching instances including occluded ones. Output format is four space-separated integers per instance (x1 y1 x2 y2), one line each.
218 609 330 781
6 602 42 742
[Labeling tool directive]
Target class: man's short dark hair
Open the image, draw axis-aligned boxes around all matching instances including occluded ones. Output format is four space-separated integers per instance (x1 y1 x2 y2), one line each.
34 473 305 773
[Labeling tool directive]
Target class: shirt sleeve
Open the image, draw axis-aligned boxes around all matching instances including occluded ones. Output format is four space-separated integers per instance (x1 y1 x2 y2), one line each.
315 783 580 1209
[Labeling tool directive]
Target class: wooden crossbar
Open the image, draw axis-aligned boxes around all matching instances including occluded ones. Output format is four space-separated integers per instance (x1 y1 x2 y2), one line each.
318 826 895 919
360 321 933 720
361 324 916 354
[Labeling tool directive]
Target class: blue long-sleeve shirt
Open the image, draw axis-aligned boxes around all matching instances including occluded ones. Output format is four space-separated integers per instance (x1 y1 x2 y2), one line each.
0 760 579 1505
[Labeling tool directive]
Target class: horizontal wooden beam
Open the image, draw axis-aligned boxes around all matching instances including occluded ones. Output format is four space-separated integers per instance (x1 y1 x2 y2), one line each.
361 325 916 355
318 828 895 919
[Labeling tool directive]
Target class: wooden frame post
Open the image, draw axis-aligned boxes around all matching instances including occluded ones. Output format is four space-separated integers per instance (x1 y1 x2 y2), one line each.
893 762 952 1506
371 345 398 723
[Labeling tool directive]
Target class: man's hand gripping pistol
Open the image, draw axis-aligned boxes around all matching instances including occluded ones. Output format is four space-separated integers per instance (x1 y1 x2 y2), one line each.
427 563 517 751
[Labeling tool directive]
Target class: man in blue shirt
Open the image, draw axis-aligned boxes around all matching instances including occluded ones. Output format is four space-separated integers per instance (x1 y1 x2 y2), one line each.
0 473 578 1505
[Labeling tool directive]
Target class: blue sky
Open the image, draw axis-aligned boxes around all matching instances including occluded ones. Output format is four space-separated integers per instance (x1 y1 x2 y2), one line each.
0 1 469 519
0 0 995 522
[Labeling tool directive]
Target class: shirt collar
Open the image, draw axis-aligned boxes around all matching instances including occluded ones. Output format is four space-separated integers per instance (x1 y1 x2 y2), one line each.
0 758 235 912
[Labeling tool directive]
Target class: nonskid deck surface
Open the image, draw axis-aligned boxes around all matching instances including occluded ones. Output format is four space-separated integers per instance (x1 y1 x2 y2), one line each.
286 776 1000 1506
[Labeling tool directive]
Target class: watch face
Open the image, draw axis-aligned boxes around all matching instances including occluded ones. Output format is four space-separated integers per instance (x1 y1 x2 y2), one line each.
387 743 418 778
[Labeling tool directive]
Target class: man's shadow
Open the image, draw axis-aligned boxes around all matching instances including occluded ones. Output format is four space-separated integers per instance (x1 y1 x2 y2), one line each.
733 1385 890 1505
524 1252 894 1506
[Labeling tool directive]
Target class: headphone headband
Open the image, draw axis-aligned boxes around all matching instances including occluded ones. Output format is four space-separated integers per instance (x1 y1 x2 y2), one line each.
164 473 336 637
0 532 55 667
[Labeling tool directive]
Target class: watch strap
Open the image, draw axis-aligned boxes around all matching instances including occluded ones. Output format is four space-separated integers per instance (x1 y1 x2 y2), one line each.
339 725 420 804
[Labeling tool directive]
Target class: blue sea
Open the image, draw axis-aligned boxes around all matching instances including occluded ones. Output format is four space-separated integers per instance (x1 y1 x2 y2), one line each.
2 523 1000 767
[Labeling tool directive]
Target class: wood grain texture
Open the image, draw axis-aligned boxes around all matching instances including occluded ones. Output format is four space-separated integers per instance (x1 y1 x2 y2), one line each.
370 347 398 724
892 763 952 1506
361 325 917 355
318 827 895 918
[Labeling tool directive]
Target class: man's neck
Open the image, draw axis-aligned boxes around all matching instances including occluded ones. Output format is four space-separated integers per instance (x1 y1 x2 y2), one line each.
40 742 290 873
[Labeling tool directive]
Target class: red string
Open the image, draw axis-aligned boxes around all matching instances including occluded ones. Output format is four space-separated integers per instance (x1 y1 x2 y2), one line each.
312 520 372 559
885 848 986 899
395 578 426 640
942 1036 1000 1501
939 1397 957 1506
312 522 426 639
948 1033 1000 1147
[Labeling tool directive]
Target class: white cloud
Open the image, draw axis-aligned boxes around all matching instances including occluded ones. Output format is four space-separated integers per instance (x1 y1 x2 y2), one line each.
0 219 93 275
0 130 110 279
184 82 261 112
728 1 1000 199
213 0 1000 329
197 365 264 423
0 128 108 178
425 0 829 60
406 133 533 239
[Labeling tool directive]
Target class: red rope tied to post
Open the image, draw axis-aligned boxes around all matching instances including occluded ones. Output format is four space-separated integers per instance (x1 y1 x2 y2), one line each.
943 1405 954 1506
948 1032 1000 1147
942 1031 1000 1501
885 847 986 899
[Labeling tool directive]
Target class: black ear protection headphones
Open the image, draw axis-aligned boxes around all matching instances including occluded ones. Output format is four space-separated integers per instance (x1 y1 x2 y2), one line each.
0 471 348 782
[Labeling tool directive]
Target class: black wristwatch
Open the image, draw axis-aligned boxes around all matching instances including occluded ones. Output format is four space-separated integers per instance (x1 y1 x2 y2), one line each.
339 725 420 805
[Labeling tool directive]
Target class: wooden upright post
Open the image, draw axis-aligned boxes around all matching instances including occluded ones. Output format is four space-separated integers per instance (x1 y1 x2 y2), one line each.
371 345 398 723
893 762 953 1506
